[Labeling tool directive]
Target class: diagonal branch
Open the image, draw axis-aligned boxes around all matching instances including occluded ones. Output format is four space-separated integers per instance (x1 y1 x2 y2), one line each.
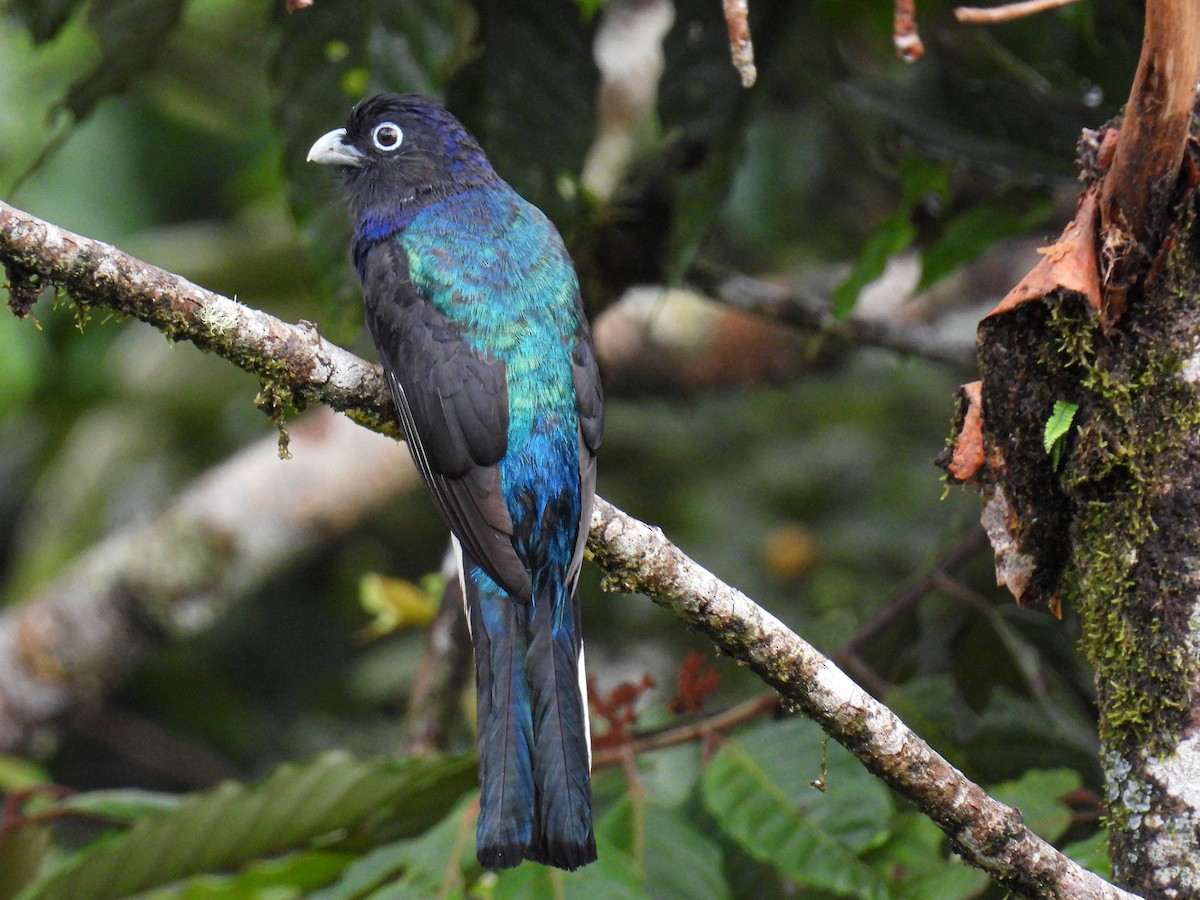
1 200 1130 897
0 410 418 751
0 200 396 438
588 500 1135 899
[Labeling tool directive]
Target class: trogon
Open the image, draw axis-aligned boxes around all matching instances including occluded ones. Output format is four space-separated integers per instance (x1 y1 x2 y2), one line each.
308 93 603 871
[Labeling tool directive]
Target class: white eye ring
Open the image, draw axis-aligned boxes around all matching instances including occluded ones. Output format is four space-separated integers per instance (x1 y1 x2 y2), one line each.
371 122 403 152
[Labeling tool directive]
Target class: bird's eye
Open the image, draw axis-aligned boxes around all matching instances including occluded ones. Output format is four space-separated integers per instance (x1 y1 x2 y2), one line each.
371 122 403 152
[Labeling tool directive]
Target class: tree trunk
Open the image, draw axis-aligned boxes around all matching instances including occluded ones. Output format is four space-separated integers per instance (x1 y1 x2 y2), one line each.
944 2 1200 893
972 206 1200 895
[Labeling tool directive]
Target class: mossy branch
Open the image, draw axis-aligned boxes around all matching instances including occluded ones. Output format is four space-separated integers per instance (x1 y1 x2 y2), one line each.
0 199 397 440
1 200 1132 898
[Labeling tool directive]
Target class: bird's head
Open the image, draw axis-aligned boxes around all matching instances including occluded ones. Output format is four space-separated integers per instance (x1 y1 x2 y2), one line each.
307 93 499 228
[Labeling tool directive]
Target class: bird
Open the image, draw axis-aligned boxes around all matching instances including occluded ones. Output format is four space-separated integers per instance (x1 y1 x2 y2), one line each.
307 93 603 871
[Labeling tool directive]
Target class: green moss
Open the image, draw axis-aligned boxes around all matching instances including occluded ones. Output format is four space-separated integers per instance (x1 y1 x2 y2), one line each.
1047 249 1200 758
344 408 401 439
253 361 306 460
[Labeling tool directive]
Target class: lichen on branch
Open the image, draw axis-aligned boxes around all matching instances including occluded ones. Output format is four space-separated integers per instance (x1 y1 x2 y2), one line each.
0 200 396 437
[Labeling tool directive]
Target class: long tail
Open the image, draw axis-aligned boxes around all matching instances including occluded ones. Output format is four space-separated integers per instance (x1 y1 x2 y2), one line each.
464 553 535 869
524 569 596 870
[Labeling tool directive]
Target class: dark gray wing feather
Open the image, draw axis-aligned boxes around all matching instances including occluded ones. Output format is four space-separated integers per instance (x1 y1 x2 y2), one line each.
361 241 532 600
567 319 604 592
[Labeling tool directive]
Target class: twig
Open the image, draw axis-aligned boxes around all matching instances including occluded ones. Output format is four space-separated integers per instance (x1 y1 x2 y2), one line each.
894 0 925 62
0 785 84 846
687 260 977 369
621 743 648 875
722 0 756 88
591 693 779 768
589 498 1135 899
398 561 472 756
954 0 1080 24
842 526 989 653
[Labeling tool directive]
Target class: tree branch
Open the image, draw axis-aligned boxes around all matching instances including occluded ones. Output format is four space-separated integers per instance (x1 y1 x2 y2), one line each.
0 200 396 438
591 693 779 769
0 409 418 751
954 0 1080 25
687 260 978 368
588 500 1135 899
1 201 1127 897
1097 0 1200 319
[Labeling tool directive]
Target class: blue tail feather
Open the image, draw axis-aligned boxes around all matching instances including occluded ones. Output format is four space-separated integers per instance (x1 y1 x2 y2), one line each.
465 559 535 869
525 570 596 870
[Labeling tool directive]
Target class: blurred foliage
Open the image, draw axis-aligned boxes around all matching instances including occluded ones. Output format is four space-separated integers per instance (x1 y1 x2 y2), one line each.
0 0 1139 894
0 724 1086 898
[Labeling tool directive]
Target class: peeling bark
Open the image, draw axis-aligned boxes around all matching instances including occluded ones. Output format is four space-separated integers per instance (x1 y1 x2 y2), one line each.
1099 1 1200 322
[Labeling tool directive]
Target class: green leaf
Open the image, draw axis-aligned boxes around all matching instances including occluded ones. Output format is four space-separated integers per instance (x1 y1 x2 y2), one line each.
491 794 680 899
597 797 730 899
0 825 51 900
313 795 476 899
491 852 644 900
1043 400 1079 454
306 839 411 900
962 690 1094 783
0 755 52 793
741 720 893 852
830 155 945 319
897 156 952 211
1043 400 1078 471
863 813 987 899
833 216 916 320
894 862 989 900
988 768 1079 844
54 789 179 823
918 192 1053 292
17 753 476 900
133 851 354 899
701 719 892 898
573 0 607 19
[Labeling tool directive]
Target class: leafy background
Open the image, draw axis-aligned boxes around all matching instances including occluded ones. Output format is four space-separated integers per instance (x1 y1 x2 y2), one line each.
0 0 1139 895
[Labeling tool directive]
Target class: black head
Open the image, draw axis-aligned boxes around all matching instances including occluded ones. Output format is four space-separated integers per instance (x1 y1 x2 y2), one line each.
307 93 500 227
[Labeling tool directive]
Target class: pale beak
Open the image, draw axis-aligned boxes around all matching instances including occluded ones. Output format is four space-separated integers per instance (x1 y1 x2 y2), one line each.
306 128 365 167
